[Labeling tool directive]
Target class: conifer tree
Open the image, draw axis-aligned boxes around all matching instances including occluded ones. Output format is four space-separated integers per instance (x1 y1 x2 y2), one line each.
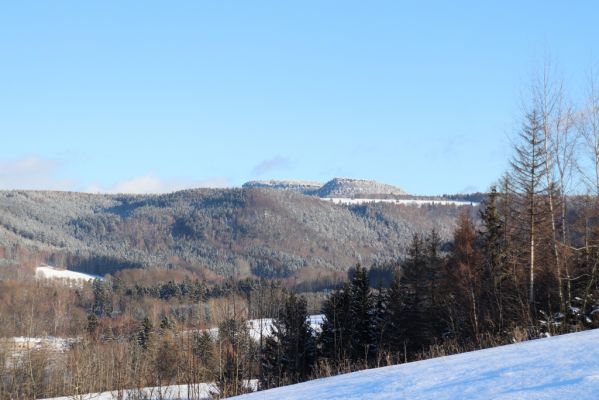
372 281 389 360
479 186 510 331
400 234 436 354
385 271 404 353
260 293 315 388
138 317 153 350
509 109 550 311
319 284 351 362
348 265 375 364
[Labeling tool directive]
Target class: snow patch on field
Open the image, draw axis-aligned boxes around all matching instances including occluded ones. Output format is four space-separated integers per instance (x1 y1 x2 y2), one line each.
5 336 78 351
35 265 103 283
40 383 214 400
231 328 599 400
41 380 258 400
246 314 324 341
322 197 477 207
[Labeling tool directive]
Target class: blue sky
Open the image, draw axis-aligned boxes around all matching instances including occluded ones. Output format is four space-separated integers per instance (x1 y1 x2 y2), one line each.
1 1 598 195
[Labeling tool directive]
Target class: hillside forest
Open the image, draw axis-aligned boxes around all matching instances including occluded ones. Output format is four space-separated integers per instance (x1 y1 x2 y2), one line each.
1 68 599 399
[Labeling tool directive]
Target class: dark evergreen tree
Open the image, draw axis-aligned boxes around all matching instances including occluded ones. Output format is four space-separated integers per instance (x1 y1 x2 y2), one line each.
159 315 177 333
92 278 113 317
348 265 375 364
479 186 511 331
193 330 215 365
319 284 351 362
384 271 405 353
372 281 389 361
137 317 153 350
400 234 437 354
260 293 315 389
86 313 98 338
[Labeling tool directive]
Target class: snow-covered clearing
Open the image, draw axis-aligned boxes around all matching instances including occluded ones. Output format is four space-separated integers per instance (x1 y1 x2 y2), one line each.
322 197 477 207
35 265 103 283
3 336 77 352
232 328 599 400
199 315 325 342
246 314 324 341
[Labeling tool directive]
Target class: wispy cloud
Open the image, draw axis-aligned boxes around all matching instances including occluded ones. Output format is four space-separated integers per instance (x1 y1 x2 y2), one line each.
459 185 480 194
86 173 230 194
0 156 76 191
251 156 291 177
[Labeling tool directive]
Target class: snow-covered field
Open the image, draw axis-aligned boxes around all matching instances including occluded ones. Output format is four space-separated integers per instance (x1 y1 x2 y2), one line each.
3 336 77 352
197 315 325 342
41 381 258 400
40 383 215 400
35 265 103 283
322 197 477 207
246 314 324 341
232 328 599 400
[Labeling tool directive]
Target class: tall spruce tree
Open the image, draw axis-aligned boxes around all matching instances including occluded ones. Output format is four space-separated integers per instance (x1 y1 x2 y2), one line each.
348 265 376 364
509 109 550 311
479 186 510 331
372 281 389 360
319 284 351 362
385 271 405 353
137 317 153 350
260 293 315 388
400 234 436 354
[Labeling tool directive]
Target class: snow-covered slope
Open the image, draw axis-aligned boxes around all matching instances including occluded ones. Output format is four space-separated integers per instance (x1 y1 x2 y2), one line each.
232 329 599 400
322 197 477 207
242 180 323 195
316 178 408 197
35 265 103 283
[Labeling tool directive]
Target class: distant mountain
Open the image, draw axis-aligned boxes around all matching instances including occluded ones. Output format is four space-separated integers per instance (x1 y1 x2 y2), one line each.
243 177 409 198
242 180 322 195
316 178 408 198
0 188 471 279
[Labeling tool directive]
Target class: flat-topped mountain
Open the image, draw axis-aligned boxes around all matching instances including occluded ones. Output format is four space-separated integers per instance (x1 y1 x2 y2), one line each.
243 177 409 198
316 178 408 198
242 180 322 195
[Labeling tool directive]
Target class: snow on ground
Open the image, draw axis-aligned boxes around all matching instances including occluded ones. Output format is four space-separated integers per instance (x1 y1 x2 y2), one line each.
322 197 477 207
208 315 324 342
35 265 103 283
4 336 78 351
41 380 258 400
231 328 599 400
40 383 215 400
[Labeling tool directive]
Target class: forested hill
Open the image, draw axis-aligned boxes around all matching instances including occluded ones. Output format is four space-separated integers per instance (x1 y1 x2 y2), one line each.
0 188 473 278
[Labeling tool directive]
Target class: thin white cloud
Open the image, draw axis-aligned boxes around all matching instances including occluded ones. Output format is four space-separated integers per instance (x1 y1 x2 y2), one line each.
0 156 76 191
459 185 480 194
86 173 231 194
251 156 291 177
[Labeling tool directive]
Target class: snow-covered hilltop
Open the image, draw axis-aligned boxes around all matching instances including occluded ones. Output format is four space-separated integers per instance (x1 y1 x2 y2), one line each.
231 328 599 400
316 177 408 198
243 177 409 198
242 178 478 207
242 179 323 195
